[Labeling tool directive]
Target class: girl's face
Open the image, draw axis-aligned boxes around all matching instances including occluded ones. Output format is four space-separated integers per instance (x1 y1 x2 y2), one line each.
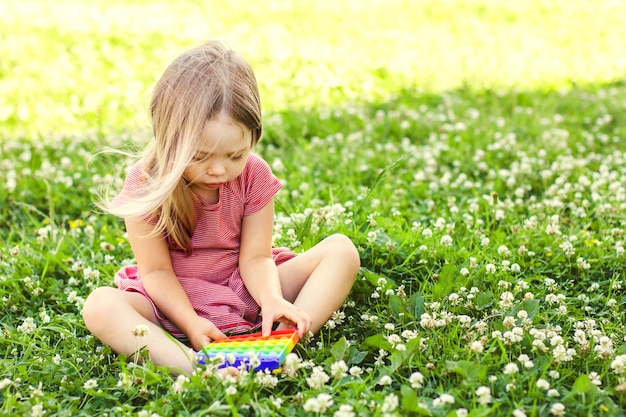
183 112 252 199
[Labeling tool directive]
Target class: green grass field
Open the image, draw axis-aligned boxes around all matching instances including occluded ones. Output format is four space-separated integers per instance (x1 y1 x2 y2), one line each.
2 1 626 416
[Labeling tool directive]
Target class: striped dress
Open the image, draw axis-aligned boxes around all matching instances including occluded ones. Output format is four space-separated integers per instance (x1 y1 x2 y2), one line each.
113 153 297 337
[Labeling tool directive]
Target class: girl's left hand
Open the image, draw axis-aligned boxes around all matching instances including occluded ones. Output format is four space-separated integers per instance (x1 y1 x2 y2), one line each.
260 296 312 338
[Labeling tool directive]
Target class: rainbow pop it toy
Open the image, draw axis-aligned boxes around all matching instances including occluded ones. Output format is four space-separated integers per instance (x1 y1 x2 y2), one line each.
195 329 299 372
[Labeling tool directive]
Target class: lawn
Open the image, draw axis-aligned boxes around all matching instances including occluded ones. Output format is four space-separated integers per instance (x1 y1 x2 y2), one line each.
1 1 626 416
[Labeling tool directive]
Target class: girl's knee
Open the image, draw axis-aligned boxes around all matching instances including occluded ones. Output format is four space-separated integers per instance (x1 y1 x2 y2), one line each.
325 233 361 269
82 287 122 326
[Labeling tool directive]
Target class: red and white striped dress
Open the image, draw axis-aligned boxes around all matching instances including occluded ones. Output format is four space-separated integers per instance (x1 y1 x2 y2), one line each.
113 153 297 337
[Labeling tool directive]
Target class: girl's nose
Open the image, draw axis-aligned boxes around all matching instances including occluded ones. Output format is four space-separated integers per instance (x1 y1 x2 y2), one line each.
206 160 225 176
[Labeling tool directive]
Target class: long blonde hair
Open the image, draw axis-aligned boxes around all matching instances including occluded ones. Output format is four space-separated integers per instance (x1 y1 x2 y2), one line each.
101 41 263 254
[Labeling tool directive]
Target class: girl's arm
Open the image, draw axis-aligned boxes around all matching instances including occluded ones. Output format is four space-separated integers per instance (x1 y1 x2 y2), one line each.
239 199 312 337
125 217 226 349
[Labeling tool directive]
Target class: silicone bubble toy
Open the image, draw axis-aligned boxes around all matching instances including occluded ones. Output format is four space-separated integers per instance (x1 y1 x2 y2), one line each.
195 329 299 372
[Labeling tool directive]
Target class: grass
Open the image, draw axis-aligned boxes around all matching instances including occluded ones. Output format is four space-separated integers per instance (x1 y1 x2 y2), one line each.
2 1 626 416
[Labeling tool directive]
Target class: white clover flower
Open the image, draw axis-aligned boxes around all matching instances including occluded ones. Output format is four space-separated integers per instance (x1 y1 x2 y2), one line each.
546 222 561 236
0 378 13 390
409 371 425 389
303 393 333 413
550 402 565 416
330 360 348 379
271 158 285 172
349 366 363 377
610 355 626 374
99 241 115 251
589 372 602 386
448 293 460 305
83 379 98 390
536 379 550 390
172 374 189 393
475 386 491 401
558 240 575 257
547 389 560 398
469 340 484 354
377 375 392 386
306 366 330 389
503 316 516 328
30 404 45 417
333 404 355 417
513 409 528 417
485 263 496 274
401 329 419 340
17 317 37 334
552 344 576 363
131 324 150 337
440 235 453 246
270 396 283 409
420 313 437 328
594 336 614 359
458 315 471 326
225 385 237 396
433 393 455 406
381 393 399 413
499 291 514 308
503 362 519 375
82 266 100 280
497 245 511 257
577 257 591 270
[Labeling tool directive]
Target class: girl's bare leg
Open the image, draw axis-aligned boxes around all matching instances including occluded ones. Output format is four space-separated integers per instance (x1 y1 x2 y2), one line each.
277 234 360 333
82 287 195 374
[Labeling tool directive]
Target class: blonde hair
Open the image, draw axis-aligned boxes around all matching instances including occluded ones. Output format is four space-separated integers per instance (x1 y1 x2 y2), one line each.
102 41 262 254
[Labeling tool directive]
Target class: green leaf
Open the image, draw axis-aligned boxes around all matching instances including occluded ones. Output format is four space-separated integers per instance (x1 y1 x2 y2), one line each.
474 291 494 310
408 292 425 319
506 299 540 319
348 348 369 365
361 334 392 352
572 374 599 395
432 263 458 300
388 294 410 318
401 384 419 411
445 360 488 382
389 338 423 372
330 337 349 361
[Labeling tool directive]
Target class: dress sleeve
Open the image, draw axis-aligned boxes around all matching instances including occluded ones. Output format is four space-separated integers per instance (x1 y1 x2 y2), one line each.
242 154 282 216
112 161 146 208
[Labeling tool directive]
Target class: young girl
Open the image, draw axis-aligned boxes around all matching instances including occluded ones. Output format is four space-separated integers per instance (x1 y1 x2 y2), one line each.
82 41 360 375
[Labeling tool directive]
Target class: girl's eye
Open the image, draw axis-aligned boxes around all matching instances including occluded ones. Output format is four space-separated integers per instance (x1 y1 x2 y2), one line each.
231 154 243 161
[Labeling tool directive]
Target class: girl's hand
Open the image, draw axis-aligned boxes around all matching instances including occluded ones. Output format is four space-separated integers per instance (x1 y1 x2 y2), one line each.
185 316 228 351
260 296 312 338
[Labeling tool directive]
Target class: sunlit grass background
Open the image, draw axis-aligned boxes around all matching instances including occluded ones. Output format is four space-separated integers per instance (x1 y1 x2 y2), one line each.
2 1 626 416
2 0 625 138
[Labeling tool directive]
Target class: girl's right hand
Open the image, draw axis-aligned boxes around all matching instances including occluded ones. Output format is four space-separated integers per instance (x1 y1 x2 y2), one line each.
186 316 227 351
